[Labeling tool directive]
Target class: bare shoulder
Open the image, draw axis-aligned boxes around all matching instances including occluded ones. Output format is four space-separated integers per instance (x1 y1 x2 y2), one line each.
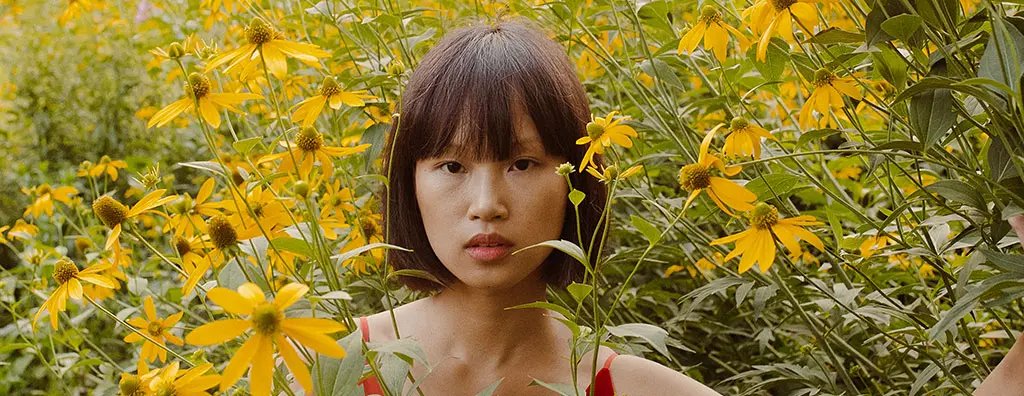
609 355 721 396
357 299 429 343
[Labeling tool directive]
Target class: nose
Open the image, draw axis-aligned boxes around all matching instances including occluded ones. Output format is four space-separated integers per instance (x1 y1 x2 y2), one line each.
467 169 509 222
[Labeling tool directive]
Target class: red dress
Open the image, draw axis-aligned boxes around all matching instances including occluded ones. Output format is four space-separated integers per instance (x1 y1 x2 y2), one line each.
357 316 617 395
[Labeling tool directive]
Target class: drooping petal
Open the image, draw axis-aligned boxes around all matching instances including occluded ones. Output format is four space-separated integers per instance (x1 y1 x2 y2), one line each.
249 334 275 396
679 21 707 54
67 279 83 300
147 98 194 129
277 335 313 394
219 334 261 392
186 319 250 346
281 317 346 334
281 323 347 358
199 98 222 128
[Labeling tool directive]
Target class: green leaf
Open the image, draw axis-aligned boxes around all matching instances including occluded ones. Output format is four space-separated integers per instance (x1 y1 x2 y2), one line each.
880 14 922 42
514 240 589 271
988 137 1020 181
909 87 955 150
177 161 226 177
475 378 505 396
980 248 1024 276
567 282 593 304
638 58 683 90
569 189 586 207
528 379 576 396
387 269 443 286
796 128 841 148
506 301 574 321
332 242 412 267
805 27 863 44
606 323 671 357
745 173 808 199
630 215 661 246
313 331 364 396
232 137 262 154
270 237 313 257
979 18 1024 96
923 180 986 210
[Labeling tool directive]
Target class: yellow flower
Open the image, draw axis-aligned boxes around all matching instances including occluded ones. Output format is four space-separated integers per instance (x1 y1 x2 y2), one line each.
340 209 384 275
859 234 890 258
678 5 748 63
290 76 377 127
167 178 222 238
711 203 825 273
256 127 371 180
743 0 819 61
185 283 346 396
205 17 330 80
58 0 95 26
723 118 774 159
797 69 863 129
82 155 129 181
664 252 723 277
142 361 221 396
147 72 262 129
92 189 177 251
576 111 638 171
585 164 643 183
22 184 78 218
678 125 757 215
124 296 185 363
32 257 117 330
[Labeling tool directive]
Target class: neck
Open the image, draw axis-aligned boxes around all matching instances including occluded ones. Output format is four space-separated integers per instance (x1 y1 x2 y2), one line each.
427 279 557 367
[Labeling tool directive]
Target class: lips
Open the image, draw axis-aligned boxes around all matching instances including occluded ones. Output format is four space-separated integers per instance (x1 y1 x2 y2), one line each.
465 233 513 261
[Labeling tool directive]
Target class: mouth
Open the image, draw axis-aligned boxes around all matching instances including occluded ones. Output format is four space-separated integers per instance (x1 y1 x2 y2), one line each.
465 245 512 261
465 233 514 261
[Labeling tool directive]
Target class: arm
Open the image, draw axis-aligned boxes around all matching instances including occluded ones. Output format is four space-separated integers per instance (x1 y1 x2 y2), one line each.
609 355 722 396
974 214 1024 395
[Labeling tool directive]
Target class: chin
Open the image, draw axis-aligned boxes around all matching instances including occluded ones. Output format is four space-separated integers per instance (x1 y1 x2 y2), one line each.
448 263 544 292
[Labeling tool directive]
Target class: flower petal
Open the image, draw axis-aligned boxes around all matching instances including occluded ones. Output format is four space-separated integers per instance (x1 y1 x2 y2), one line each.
186 319 250 346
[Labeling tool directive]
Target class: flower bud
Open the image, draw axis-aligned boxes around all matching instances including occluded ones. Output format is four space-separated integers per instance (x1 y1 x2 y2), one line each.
167 42 185 59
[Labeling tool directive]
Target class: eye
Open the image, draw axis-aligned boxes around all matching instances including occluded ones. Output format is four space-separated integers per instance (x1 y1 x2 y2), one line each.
440 161 464 173
510 159 536 172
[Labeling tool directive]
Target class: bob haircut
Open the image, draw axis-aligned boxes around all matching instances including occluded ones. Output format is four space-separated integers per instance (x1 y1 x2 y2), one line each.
379 18 607 292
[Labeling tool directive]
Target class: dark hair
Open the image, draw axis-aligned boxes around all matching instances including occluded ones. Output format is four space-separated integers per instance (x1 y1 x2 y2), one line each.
379 18 607 292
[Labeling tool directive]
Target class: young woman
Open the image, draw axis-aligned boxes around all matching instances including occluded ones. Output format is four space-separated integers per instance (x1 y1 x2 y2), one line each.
355 17 1024 396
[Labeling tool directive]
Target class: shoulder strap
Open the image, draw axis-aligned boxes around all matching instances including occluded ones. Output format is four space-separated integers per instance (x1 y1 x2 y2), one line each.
602 352 618 370
359 316 370 342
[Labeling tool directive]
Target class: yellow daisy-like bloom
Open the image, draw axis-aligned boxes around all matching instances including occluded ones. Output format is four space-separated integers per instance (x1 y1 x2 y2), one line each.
723 118 775 159
678 125 757 215
339 209 384 275
585 164 643 184
859 234 891 258
290 76 377 127
678 5 748 63
141 361 221 396
257 127 372 180
797 69 863 129
205 17 330 80
22 184 78 218
185 283 347 396
711 203 825 273
167 178 222 238
124 296 185 363
32 257 117 330
743 0 819 61
58 0 95 26
147 72 263 129
576 111 639 172
92 189 177 251
85 155 129 181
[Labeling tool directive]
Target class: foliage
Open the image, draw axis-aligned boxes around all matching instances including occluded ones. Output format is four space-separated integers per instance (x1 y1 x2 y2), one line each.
1 0 1023 394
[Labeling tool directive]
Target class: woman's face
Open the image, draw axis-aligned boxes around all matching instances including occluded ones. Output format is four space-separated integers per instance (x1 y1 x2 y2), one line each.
414 106 570 291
